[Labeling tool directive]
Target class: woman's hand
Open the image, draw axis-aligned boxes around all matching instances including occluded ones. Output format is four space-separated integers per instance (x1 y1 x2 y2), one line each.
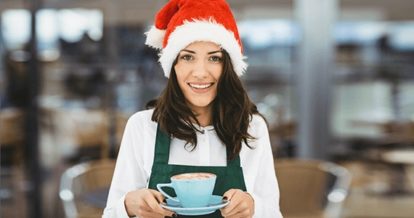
220 189 255 218
124 188 175 218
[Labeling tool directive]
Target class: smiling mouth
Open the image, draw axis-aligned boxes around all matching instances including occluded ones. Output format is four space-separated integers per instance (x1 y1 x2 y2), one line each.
187 83 214 90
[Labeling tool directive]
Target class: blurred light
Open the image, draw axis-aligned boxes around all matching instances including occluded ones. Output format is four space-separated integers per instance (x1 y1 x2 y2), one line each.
328 189 347 203
335 21 387 44
238 19 299 49
38 9 59 50
58 9 103 42
59 189 74 201
1 8 103 51
389 22 414 51
39 49 61 62
1 9 31 50
0 189 12 200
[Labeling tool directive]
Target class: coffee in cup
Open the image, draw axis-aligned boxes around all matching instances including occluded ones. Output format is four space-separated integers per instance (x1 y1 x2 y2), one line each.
157 172 216 208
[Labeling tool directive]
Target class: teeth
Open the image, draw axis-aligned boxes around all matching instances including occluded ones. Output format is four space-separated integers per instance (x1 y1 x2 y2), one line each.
188 83 212 89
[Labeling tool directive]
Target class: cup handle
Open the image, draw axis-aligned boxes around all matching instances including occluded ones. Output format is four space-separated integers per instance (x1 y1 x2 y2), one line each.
156 183 180 203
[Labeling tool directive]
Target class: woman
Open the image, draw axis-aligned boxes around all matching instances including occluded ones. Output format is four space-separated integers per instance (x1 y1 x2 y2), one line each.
103 0 282 217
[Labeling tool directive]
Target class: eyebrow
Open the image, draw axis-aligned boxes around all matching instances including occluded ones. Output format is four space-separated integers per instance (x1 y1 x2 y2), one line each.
208 50 222 55
181 49 222 55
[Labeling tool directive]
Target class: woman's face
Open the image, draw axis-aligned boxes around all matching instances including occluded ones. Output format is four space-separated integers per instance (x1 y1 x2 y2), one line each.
174 41 223 113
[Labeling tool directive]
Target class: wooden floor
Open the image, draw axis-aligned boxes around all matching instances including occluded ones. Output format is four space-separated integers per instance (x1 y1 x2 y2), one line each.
344 192 414 218
341 162 414 218
1 161 414 218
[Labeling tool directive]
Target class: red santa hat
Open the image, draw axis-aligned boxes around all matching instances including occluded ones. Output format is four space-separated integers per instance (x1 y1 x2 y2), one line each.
145 0 247 77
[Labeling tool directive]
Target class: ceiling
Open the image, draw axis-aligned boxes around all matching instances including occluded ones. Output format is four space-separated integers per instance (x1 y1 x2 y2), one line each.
0 0 413 23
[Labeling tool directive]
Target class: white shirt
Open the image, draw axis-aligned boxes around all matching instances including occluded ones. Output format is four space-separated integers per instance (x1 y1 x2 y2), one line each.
103 109 283 218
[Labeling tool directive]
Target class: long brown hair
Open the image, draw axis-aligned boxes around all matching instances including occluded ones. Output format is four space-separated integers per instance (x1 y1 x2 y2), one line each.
151 50 259 160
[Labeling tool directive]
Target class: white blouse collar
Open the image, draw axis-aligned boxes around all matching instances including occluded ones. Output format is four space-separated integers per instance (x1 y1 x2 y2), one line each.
193 123 215 133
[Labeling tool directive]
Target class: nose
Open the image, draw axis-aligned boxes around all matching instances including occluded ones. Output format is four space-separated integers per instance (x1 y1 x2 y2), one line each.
191 59 208 78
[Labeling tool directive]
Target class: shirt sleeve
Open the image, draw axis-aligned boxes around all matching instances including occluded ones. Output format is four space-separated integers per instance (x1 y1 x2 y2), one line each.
102 115 148 218
249 116 283 218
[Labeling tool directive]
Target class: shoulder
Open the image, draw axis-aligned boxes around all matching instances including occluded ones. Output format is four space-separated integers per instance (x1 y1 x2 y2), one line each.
126 109 157 131
122 109 158 148
249 113 268 130
128 109 155 124
119 109 157 171
246 113 269 139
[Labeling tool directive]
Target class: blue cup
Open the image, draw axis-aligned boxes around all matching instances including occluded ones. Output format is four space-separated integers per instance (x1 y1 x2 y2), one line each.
157 172 216 208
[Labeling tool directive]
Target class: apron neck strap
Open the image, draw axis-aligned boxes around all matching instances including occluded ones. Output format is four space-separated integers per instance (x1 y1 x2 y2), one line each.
153 124 171 164
227 150 242 167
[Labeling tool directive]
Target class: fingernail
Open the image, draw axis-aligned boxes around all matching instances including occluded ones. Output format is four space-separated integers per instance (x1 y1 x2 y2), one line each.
222 196 228 201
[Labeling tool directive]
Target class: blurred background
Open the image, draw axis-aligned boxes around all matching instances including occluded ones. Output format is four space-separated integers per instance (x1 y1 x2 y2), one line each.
0 0 413 217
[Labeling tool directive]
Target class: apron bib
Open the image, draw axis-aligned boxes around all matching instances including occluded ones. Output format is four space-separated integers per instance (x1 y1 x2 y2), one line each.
148 126 247 218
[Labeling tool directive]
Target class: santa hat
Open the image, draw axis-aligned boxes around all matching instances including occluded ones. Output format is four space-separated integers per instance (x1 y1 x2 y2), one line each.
145 0 247 77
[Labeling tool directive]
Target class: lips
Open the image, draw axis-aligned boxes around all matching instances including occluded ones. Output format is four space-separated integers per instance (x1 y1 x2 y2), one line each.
187 82 214 93
188 82 214 89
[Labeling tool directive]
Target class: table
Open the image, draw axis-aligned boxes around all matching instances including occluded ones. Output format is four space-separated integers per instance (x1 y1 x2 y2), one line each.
380 149 414 196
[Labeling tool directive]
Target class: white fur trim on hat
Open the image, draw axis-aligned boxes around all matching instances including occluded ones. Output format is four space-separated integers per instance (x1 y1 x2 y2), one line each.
159 19 247 77
145 26 166 49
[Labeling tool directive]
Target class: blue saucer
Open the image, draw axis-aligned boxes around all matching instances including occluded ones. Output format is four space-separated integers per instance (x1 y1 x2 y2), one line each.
160 195 229 216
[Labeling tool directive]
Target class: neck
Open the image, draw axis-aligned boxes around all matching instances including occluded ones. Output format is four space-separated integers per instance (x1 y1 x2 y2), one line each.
192 107 212 127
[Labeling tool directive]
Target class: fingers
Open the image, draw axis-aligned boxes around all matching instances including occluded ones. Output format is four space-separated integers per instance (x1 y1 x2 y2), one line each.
225 211 252 218
125 189 175 218
145 190 175 217
222 189 238 200
220 189 254 218
150 189 166 203
221 189 239 215
138 208 166 218
138 205 175 218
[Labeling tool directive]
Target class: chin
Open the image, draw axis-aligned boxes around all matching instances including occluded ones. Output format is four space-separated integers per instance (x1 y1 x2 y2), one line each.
192 102 212 108
188 100 214 109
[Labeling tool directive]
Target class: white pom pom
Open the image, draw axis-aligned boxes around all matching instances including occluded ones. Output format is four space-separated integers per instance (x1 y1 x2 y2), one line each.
145 26 165 49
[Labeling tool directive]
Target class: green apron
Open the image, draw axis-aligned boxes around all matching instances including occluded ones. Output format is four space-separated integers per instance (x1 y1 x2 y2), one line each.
148 126 247 218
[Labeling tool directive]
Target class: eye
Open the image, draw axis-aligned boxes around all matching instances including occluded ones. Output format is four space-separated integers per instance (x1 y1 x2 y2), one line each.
209 55 223 63
179 54 194 61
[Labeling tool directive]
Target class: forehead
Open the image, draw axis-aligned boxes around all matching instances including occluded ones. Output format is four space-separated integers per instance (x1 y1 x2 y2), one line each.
183 41 222 52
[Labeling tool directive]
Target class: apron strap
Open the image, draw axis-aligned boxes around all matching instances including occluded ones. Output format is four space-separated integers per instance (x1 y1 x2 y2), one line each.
153 124 171 164
227 154 242 167
154 124 242 167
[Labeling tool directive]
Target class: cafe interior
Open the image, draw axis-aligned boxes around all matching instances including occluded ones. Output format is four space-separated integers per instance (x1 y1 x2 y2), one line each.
1 0 414 217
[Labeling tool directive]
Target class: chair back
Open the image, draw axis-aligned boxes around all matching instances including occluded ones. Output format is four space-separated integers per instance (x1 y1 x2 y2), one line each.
59 159 115 218
275 159 351 218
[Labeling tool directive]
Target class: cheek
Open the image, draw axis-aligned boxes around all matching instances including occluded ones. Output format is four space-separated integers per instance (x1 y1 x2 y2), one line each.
177 80 186 93
212 66 223 80
174 66 188 88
